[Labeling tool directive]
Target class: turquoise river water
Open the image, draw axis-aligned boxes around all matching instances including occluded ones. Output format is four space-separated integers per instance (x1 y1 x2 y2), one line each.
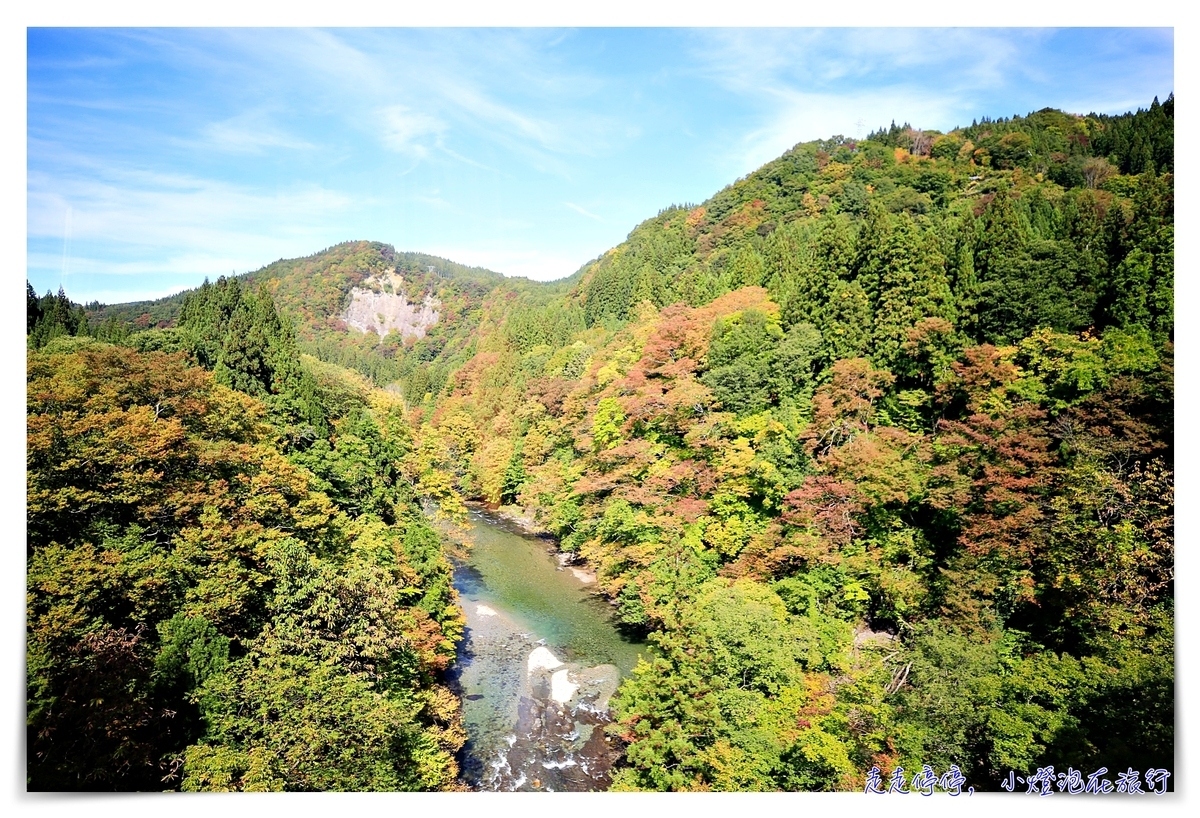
448 507 647 791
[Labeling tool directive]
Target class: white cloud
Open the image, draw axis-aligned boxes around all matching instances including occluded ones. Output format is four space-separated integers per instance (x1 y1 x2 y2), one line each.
681 29 1091 178
27 250 263 280
732 87 965 174
28 167 355 248
438 81 553 146
379 105 446 158
203 111 315 154
439 145 500 174
564 202 603 222
25 157 364 302
688 28 1035 95
210 30 597 167
413 191 453 210
212 28 392 99
22 27 1173 308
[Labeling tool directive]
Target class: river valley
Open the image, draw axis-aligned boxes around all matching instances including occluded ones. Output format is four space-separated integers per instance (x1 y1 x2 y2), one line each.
448 508 647 792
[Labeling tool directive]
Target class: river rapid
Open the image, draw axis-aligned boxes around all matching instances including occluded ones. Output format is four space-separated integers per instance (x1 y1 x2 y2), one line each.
447 507 647 792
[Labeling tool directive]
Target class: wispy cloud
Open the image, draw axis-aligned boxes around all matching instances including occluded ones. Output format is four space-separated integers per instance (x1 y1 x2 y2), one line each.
28 165 355 248
26 250 264 280
413 190 453 210
26 153 363 301
438 145 500 174
203 111 316 154
379 105 446 157
26 28 1173 304
687 28 1036 95
203 29 623 177
682 27 1165 177
438 81 554 147
564 202 603 222
733 87 965 171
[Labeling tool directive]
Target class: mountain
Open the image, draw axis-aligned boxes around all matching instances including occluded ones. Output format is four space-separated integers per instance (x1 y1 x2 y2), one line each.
381 96 1175 791
28 94 1174 792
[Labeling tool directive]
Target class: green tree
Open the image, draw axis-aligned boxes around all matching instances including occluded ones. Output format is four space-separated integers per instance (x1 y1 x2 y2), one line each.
592 397 627 451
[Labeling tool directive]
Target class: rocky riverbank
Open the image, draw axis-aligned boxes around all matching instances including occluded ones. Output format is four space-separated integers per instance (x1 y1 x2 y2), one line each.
450 597 623 791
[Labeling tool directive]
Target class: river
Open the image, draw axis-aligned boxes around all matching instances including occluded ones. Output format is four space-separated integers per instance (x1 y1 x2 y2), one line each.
447 507 647 791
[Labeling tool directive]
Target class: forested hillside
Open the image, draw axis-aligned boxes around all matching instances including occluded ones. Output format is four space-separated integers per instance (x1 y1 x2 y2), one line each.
78 243 519 387
394 95 1175 791
27 280 468 790
28 94 1172 791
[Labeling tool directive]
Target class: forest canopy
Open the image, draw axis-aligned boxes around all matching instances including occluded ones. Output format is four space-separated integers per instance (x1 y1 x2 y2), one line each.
29 94 1173 792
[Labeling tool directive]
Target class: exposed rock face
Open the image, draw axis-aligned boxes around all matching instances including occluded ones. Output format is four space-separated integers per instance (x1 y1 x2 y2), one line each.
341 270 439 339
451 603 623 792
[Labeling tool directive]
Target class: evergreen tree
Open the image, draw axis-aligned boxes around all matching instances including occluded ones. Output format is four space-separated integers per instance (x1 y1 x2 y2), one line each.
871 215 955 368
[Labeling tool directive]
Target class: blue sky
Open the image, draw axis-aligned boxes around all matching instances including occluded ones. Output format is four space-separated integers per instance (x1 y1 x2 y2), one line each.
27 27 1174 304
